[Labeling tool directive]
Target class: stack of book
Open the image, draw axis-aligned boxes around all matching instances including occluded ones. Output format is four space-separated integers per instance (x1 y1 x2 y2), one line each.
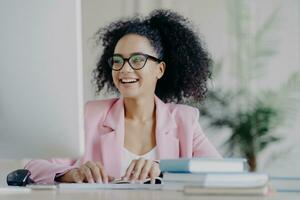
160 158 270 195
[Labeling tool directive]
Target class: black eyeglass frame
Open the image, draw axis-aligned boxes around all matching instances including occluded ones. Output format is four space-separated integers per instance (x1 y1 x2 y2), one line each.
108 53 162 71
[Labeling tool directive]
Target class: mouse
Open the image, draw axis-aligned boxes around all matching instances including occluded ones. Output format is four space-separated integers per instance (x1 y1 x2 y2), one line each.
6 169 35 186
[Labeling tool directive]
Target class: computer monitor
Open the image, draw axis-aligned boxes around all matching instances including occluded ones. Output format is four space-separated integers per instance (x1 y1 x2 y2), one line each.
0 0 84 159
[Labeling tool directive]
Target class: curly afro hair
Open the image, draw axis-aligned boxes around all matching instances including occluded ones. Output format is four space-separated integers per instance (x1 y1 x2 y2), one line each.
93 9 212 103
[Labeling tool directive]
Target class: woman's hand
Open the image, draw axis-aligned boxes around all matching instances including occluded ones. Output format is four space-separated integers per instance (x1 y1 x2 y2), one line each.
122 158 160 184
57 161 114 184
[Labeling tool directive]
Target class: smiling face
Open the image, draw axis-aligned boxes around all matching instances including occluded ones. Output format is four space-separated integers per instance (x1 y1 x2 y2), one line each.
112 34 165 99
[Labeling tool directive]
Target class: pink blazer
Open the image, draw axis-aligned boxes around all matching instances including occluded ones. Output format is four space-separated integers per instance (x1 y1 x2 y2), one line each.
25 96 221 183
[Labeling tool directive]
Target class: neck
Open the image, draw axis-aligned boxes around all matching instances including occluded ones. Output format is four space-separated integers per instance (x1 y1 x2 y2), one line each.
123 96 155 122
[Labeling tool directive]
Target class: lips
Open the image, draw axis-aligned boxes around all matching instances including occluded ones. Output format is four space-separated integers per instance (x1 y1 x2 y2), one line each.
119 78 139 84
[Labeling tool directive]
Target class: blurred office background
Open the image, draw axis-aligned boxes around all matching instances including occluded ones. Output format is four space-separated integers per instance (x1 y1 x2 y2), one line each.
1 0 299 185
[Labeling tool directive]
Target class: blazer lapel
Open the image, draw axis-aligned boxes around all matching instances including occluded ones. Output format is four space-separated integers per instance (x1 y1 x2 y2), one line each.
99 98 125 178
97 96 179 177
155 96 180 159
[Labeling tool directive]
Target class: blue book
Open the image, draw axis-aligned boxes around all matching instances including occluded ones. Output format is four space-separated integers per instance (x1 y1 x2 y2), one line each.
159 158 247 173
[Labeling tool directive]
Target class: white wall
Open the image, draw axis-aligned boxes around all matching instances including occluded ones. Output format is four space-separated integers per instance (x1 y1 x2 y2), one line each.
0 0 82 185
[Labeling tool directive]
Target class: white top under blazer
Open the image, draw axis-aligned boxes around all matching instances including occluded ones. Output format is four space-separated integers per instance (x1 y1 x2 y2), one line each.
120 147 157 177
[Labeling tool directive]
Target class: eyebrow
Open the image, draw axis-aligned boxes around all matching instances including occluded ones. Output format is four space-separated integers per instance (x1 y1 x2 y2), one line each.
113 52 151 57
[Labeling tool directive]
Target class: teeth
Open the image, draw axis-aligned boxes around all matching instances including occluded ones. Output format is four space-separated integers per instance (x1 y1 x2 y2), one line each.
121 78 138 83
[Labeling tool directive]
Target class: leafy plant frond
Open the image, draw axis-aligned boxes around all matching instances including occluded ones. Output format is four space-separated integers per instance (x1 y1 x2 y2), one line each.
191 1 299 171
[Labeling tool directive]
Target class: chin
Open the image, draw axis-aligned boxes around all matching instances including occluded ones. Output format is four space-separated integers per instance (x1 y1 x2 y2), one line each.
119 91 140 99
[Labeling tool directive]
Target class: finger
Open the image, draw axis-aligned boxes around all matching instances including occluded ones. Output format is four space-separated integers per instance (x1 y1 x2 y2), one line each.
100 169 108 184
78 168 88 183
130 158 146 181
108 175 115 182
150 162 160 184
86 162 102 183
81 165 94 183
149 166 156 184
123 160 137 181
97 163 108 184
139 160 153 181
71 169 83 183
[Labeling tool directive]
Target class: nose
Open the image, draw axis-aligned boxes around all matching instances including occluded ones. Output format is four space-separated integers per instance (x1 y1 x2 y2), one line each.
120 60 133 72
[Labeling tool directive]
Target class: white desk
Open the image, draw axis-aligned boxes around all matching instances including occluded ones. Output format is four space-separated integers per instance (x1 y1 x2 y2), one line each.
0 189 299 200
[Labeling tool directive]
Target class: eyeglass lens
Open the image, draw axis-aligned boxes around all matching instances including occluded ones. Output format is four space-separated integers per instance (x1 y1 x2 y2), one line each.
110 54 147 70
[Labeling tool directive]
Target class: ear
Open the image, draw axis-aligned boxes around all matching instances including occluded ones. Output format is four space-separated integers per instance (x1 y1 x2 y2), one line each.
156 62 166 79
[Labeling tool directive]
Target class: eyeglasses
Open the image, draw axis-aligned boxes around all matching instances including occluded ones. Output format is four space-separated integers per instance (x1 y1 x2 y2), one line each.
108 53 162 71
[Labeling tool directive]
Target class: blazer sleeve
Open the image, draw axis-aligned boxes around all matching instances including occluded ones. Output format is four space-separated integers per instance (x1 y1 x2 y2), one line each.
192 108 222 158
24 159 78 184
24 99 113 184
24 101 93 184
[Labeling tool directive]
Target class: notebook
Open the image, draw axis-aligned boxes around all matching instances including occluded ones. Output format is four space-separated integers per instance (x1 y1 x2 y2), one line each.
160 158 247 173
183 185 270 195
163 172 269 187
182 173 270 196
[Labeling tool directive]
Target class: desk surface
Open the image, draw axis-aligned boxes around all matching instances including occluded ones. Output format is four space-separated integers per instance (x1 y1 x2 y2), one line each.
0 189 299 200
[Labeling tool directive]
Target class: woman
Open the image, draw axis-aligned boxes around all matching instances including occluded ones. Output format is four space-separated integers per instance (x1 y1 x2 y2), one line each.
25 9 221 184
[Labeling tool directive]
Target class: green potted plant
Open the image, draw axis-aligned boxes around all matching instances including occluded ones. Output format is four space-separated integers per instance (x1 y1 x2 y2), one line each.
188 0 300 171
